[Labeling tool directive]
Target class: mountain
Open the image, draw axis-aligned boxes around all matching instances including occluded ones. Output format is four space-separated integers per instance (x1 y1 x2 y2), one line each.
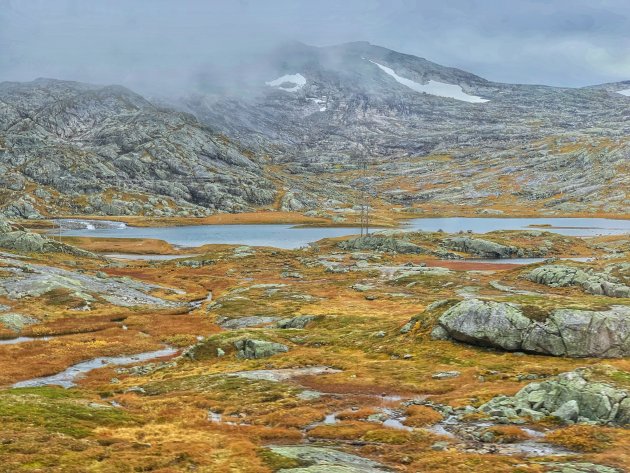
0 79 275 218
1 42 629 219
183 41 630 214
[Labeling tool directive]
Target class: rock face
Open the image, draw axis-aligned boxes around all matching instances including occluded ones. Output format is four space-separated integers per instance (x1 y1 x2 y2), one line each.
526 265 630 298
478 370 630 425
434 299 630 357
3 42 630 216
184 41 630 215
234 339 289 359
0 79 275 218
339 236 425 254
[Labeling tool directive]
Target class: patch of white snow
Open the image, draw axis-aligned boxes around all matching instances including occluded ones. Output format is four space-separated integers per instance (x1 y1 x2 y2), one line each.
265 73 306 92
617 88 630 96
368 60 489 103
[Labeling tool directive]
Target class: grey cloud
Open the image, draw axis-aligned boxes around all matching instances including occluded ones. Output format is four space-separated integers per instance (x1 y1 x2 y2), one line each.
1 0 629 93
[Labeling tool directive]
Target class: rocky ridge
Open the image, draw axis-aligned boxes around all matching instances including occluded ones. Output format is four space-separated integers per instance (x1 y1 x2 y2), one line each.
184 41 630 214
0 79 275 218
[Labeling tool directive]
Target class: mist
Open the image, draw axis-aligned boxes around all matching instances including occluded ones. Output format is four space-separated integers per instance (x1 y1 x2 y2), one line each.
2 0 630 95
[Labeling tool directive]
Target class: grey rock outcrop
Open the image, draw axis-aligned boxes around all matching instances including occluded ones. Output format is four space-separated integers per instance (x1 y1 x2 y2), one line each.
266 445 390 473
442 237 519 258
339 236 425 254
218 316 278 330
543 463 622 473
0 229 95 257
526 265 630 298
0 217 12 233
234 339 289 359
434 299 630 357
478 370 630 425
276 315 317 329
0 218 95 257
0 79 275 217
0 254 177 308
0 313 37 332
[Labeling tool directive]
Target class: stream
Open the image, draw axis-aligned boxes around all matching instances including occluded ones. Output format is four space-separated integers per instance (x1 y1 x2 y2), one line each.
12 347 178 388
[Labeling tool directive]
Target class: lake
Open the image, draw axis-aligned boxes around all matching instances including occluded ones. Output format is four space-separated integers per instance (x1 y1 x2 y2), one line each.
54 217 630 249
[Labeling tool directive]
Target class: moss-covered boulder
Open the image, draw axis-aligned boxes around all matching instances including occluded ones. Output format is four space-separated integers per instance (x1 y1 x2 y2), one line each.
433 299 630 357
234 339 289 359
478 370 630 425
526 265 630 298
339 236 425 254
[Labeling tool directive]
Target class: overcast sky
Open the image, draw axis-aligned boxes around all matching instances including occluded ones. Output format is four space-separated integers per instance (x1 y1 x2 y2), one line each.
1 0 630 93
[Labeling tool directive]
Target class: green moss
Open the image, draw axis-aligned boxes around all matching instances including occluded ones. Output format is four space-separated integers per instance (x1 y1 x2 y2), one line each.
0 388 135 438
258 448 305 471
519 304 551 322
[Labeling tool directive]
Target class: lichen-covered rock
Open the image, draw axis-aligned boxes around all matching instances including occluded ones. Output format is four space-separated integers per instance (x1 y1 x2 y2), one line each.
478 370 629 425
0 229 95 257
435 299 630 357
234 339 289 359
521 307 630 357
0 255 177 308
442 236 520 258
0 313 37 332
543 462 622 473
526 265 630 298
276 315 317 329
436 299 532 351
218 316 279 330
0 217 12 233
339 236 425 254
266 445 389 472
0 79 276 217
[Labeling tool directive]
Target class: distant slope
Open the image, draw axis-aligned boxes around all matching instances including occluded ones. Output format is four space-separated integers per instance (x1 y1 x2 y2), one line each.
0 79 275 218
1 41 629 219
182 41 630 215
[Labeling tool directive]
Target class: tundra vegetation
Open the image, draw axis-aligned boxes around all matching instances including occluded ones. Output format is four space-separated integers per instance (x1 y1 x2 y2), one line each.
0 214 629 473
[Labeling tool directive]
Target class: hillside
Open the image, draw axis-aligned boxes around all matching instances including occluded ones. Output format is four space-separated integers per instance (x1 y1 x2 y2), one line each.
1 43 629 219
0 79 275 218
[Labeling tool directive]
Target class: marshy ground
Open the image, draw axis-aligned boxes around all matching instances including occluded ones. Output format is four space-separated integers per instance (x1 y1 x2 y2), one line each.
0 217 629 473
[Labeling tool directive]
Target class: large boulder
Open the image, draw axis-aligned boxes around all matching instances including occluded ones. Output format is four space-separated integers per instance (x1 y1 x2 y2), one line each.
434 299 630 357
234 339 289 359
276 315 317 329
0 230 95 257
526 265 630 298
478 370 630 425
0 219 95 257
339 236 425 254
433 299 530 350
441 237 519 258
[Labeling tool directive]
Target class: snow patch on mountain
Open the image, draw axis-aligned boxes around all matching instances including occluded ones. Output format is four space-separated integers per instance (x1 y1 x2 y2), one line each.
617 88 630 96
265 73 306 92
368 60 489 103
307 97 327 112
